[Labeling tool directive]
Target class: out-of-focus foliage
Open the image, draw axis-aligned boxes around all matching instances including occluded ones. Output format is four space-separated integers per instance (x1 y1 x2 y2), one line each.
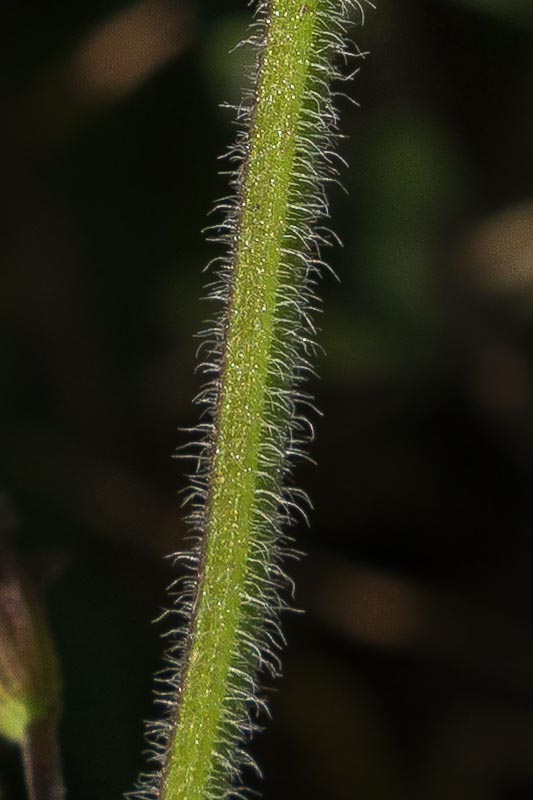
1 0 532 798
450 0 533 26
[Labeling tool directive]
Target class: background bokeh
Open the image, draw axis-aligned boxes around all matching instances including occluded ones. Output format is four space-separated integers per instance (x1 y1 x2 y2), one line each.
1 0 533 797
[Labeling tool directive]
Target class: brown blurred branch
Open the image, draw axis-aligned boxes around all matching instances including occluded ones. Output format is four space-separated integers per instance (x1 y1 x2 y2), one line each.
303 552 533 698
18 0 196 144
1 425 181 559
22 718 64 800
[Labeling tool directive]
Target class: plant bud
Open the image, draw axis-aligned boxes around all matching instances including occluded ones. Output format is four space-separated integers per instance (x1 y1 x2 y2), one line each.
0 497 61 745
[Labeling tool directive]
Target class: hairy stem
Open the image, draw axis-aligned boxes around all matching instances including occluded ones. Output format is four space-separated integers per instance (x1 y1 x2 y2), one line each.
135 2 366 799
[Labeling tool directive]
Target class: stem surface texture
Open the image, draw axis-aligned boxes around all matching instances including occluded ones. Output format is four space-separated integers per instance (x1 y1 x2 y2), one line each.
133 2 366 799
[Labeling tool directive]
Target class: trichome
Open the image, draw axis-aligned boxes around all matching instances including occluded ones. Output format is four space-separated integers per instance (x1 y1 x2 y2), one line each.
132 2 370 799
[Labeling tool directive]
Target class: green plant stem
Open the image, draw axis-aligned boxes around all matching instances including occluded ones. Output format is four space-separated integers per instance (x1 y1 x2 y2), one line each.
152 2 358 799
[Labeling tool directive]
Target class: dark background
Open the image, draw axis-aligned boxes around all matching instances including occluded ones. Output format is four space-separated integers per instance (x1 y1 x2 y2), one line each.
1 0 533 797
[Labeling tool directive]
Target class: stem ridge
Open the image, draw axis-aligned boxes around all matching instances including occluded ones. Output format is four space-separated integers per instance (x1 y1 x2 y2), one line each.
131 2 370 799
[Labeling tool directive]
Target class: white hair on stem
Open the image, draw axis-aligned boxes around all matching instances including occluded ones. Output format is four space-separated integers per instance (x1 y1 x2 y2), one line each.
129 2 373 799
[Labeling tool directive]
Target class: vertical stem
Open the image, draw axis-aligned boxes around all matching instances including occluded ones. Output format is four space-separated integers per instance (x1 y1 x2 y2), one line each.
162 6 319 799
21 717 64 800
138 2 364 799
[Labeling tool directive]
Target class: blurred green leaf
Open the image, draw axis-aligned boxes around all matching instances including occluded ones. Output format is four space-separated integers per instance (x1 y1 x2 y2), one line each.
449 0 533 26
